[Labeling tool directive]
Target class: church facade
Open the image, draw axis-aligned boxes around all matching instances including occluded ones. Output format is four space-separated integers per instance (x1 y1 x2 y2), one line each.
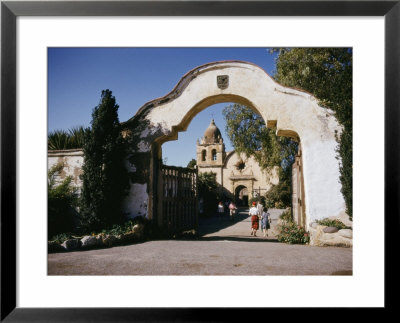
196 119 279 206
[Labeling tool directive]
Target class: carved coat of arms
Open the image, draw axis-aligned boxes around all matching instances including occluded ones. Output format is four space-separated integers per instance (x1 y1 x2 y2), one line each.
217 75 229 89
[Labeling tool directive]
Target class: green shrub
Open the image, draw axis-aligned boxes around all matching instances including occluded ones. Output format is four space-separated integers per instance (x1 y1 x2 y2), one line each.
50 232 73 244
316 218 350 230
275 201 286 209
279 208 292 222
101 219 141 236
277 208 309 244
277 221 309 244
100 217 158 239
266 198 275 209
198 172 219 216
265 182 291 209
48 163 78 238
102 223 131 236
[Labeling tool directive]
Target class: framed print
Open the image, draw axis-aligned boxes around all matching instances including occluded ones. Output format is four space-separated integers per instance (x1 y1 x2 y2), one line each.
1 0 398 321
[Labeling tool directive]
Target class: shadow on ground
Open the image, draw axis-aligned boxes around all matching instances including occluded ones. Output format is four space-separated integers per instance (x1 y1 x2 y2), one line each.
198 236 279 243
197 207 249 235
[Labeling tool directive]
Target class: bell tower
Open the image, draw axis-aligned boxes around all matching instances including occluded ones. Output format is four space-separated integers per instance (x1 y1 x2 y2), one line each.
196 119 225 167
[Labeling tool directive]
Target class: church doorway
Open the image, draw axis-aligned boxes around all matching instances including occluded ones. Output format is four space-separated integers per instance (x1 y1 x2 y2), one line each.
235 185 249 207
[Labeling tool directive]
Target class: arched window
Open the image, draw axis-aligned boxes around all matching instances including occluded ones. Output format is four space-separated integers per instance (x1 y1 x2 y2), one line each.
212 149 217 161
202 150 206 161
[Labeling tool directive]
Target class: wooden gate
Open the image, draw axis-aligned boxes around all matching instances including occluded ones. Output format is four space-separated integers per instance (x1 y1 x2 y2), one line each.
160 165 198 233
292 144 306 227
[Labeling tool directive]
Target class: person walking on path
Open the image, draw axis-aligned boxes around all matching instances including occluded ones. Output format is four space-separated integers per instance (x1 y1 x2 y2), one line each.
218 201 224 220
249 201 259 236
261 207 271 237
257 200 264 218
228 201 237 222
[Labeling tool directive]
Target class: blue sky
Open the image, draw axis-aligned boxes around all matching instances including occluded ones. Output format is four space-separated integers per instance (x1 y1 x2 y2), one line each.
48 48 277 166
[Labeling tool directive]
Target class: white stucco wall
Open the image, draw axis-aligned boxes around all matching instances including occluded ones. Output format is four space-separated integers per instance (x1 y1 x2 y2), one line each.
48 150 84 191
47 150 149 219
122 183 148 219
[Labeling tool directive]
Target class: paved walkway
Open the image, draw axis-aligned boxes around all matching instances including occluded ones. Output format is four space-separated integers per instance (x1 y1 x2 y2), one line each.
197 207 284 240
48 208 352 275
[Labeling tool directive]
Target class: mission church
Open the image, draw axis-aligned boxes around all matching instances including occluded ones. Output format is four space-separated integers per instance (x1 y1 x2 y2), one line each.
196 119 279 206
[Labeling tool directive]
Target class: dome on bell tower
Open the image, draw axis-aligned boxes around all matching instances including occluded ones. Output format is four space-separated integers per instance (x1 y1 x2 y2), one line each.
203 119 223 144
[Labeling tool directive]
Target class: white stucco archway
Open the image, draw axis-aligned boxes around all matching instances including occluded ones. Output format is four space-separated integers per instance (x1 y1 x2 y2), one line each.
122 61 347 230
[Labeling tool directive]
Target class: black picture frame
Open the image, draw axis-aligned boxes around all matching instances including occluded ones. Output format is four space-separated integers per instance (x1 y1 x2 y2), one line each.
1 0 398 321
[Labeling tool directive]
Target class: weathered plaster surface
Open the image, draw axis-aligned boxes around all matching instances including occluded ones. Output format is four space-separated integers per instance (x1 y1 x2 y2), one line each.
123 61 347 228
47 150 149 219
121 183 148 219
48 150 84 190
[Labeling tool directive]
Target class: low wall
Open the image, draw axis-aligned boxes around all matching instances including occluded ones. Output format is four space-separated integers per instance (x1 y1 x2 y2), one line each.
48 149 84 191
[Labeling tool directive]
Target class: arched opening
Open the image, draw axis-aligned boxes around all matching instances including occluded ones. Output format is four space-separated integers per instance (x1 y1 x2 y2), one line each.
212 149 217 161
158 102 237 224
235 185 248 207
202 149 206 161
150 94 300 230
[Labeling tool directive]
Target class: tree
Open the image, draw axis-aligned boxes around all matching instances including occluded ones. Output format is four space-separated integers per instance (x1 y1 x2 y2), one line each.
79 90 129 231
222 103 298 208
197 172 219 216
272 48 352 218
48 163 78 238
187 158 196 169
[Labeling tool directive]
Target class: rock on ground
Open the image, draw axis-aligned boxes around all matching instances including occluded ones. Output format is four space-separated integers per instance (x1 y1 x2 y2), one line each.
81 235 103 248
61 239 80 251
310 225 352 247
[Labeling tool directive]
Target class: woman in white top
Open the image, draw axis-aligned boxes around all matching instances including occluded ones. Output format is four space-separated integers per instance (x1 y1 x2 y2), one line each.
249 201 259 236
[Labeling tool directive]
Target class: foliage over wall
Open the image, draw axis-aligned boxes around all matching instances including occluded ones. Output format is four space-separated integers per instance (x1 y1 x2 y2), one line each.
48 126 86 150
272 48 352 219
